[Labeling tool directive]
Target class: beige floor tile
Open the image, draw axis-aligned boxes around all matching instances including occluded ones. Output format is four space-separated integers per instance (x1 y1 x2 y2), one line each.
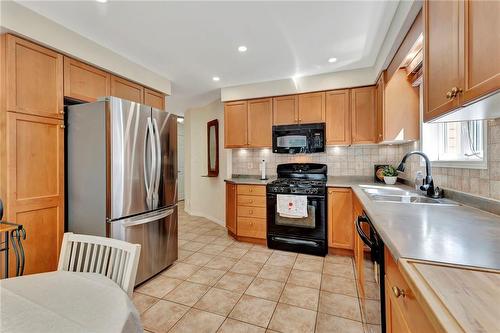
315 312 364 333
257 265 291 282
268 303 316 333
140 300 189 332
194 235 219 244
266 253 296 268
321 274 358 297
230 260 264 276
212 238 235 247
279 283 319 311
364 299 381 325
184 252 216 266
161 262 200 280
323 262 355 279
297 253 324 262
245 278 284 301
240 250 272 264
205 256 238 271
325 255 353 265
293 257 324 273
132 292 158 314
199 244 228 256
229 295 277 328
178 232 198 241
250 244 274 254
135 275 183 298
163 281 210 306
180 241 207 252
364 281 381 300
287 269 322 289
229 242 254 250
215 272 254 293
318 291 362 321
169 308 225 333
178 239 188 247
194 287 242 316
219 246 249 259
272 249 298 258
178 250 195 261
187 267 226 286
217 318 265 333
366 323 382 333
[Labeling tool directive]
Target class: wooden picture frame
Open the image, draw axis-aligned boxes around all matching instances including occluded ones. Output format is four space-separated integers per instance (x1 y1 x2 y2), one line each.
207 119 219 177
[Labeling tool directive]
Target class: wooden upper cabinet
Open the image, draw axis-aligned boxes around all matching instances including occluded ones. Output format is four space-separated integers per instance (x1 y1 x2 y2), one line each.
247 98 272 147
110 75 144 104
273 95 298 125
63 57 110 102
144 88 165 110
462 0 500 104
351 86 376 144
298 92 325 124
424 0 462 121
224 101 248 148
325 90 351 145
327 188 354 250
376 75 385 143
5 34 63 119
6 113 64 275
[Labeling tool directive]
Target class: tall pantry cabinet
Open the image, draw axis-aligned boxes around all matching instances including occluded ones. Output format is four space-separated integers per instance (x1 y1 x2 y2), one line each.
0 34 65 275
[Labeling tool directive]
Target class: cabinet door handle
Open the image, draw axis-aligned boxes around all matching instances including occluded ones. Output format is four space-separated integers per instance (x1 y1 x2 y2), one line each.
392 286 406 298
59 109 65 115
60 124 65 129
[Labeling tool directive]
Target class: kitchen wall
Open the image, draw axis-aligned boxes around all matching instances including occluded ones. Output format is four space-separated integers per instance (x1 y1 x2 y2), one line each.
232 117 500 201
184 100 229 225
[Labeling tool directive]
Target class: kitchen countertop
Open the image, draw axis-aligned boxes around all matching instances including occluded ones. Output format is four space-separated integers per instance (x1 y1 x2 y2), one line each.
328 176 500 270
225 175 274 185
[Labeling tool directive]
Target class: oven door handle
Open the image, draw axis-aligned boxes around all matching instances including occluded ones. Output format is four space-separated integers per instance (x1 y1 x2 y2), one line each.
355 215 374 249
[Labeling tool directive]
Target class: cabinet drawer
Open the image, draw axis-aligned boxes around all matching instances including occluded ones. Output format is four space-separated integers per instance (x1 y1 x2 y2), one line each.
237 206 266 219
237 217 266 239
237 195 266 207
385 248 436 333
237 185 266 196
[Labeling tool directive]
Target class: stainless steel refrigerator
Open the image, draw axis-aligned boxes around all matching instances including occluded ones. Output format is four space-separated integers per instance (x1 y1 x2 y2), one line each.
67 97 177 285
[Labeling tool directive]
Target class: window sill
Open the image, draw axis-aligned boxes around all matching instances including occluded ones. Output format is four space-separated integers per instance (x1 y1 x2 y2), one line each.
424 160 487 170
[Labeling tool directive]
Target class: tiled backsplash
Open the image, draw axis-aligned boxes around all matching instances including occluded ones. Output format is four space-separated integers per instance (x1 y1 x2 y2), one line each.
231 118 500 200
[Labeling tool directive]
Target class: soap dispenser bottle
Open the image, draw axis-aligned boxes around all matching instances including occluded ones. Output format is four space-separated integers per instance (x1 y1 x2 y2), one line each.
260 160 267 180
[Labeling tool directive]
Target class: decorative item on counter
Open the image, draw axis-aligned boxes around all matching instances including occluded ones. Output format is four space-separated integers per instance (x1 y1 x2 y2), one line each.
260 159 267 180
415 171 424 192
382 165 399 185
374 164 389 183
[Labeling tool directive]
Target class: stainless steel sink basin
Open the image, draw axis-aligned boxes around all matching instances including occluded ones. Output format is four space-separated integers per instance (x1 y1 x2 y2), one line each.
360 185 459 206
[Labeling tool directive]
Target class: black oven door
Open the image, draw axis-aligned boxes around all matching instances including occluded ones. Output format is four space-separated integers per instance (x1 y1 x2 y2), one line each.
266 193 327 255
272 123 325 154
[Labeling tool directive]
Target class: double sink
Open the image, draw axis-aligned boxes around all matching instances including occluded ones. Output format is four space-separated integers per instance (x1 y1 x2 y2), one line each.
360 185 459 206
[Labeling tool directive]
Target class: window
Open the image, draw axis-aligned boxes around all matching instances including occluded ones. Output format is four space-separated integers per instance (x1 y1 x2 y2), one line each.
422 120 487 169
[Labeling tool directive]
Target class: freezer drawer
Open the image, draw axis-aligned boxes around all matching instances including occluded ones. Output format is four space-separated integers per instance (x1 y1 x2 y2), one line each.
108 206 178 285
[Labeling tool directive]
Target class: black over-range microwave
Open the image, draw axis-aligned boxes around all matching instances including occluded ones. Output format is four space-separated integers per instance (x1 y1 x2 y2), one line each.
272 123 325 154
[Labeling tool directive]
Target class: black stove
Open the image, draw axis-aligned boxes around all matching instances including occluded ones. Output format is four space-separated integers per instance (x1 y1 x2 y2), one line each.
266 163 328 256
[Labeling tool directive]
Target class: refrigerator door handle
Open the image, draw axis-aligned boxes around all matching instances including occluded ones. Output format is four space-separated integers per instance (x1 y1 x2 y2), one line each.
152 118 162 209
117 208 174 228
144 117 156 209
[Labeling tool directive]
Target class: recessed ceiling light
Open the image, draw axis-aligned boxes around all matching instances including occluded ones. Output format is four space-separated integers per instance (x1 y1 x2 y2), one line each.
96 0 108 3
212 76 220 82
328 57 337 63
238 46 247 53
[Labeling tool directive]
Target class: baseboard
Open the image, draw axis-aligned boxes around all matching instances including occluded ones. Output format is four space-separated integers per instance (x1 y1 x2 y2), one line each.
183 207 225 227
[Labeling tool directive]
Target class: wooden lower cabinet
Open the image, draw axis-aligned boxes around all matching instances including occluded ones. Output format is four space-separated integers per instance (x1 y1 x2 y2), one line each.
225 184 266 240
5 112 65 275
385 247 436 333
327 188 354 250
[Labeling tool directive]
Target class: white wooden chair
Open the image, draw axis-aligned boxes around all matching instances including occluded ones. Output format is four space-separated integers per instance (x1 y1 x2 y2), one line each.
57 232 141 297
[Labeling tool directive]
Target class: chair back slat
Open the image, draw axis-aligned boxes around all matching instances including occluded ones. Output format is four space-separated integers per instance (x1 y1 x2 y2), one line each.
58 233 141 296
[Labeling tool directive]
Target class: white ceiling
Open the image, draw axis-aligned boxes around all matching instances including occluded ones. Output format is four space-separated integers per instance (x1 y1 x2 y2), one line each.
17 1 400 114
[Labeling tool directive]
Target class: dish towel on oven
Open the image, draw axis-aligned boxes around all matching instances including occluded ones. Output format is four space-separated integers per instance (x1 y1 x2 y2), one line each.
277 194 308 218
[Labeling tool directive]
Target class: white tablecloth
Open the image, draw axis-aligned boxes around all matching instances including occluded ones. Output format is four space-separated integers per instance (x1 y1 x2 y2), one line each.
0 271 142 333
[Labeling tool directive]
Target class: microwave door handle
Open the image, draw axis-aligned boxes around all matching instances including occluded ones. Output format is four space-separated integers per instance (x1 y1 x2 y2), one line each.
355 216 374 248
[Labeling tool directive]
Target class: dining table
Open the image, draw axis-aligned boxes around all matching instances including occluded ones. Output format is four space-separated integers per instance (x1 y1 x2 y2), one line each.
0 270 143 333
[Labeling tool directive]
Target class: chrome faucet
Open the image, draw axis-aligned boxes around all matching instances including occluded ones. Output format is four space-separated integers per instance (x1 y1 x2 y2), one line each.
396 151 442 198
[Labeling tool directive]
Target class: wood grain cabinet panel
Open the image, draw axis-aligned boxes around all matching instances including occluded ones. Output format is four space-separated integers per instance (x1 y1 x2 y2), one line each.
462 0 500 104
6 34 63 119
224 101 248 148
351 86 376 144
237 217 266 239
144 88 165 110
327 188 354 250
424 0 462 121
298 92 325 124
110 75 144 104
225 183 237 235
237 185 266 196
63 57 110 102
6 113 64 275
325 90 351 145
247 98 272 147
273 95 298 125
